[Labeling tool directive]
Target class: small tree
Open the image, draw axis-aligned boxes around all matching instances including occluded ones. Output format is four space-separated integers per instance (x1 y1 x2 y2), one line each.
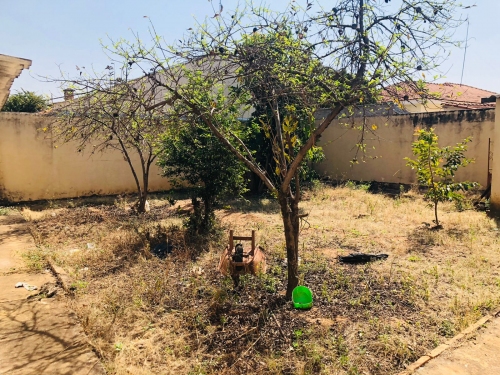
48 69 167 212
2 90 49 113
405 128 478 228
158 120 248 234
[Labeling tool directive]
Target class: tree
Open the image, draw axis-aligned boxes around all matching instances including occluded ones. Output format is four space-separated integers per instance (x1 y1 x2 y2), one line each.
101 0 463 297
47 67 167 212
2 90 49 113
405 128 478 228
158 119 248 234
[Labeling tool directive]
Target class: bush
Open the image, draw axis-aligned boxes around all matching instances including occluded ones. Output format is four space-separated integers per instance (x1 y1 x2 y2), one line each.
2 90 49 113
158 122 248 234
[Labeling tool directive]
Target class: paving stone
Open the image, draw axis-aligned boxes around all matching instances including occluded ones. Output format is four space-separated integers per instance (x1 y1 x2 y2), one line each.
0 213 104 374
416 317 500 375
406 356 431 372
428 344 449 358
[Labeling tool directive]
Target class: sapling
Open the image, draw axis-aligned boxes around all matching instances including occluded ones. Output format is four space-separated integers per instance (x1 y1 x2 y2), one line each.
405 128 478 228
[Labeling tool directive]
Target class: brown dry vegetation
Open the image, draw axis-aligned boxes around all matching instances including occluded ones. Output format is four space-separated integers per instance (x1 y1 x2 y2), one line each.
19 184 500 375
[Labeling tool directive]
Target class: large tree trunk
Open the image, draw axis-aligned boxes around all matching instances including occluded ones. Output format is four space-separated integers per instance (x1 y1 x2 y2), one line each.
278 191 300 299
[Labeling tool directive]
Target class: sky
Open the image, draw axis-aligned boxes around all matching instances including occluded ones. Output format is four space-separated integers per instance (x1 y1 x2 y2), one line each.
1 0 497 100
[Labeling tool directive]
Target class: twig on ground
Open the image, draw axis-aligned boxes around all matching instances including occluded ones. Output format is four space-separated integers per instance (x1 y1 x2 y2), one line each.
228 326 258 344
230 334 261 368
271 313 288 342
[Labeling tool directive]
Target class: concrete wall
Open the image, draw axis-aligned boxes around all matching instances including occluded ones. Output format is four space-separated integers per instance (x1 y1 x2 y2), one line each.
401 99 444 113
316 109 494 187
0 109 494 203
490 98 500 212
0 113 171 202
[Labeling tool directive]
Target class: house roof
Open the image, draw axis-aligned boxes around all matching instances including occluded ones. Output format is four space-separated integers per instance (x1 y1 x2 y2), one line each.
441 100 496 110
382 82 497 109
0 54 32 108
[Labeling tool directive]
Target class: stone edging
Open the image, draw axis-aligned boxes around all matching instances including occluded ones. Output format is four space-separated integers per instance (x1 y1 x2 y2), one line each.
45 258 106 375
397 307 500 374
47 257 73 292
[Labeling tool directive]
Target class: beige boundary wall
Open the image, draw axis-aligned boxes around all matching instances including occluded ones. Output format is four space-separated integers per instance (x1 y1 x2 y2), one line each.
315 109 494 187
0 109 494 203
490 97 500 212
0 113 171 203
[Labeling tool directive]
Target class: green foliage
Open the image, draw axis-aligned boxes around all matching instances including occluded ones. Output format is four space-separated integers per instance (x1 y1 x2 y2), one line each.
21 248 48 272
158 121 247 234
405 128 478 226
345 181 371 191
238 31 332 189
2 90 49 113
439 319 456 337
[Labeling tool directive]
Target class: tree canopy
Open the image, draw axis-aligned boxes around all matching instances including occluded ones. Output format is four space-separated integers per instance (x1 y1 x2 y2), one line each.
48 68 167 212
406 128 478 228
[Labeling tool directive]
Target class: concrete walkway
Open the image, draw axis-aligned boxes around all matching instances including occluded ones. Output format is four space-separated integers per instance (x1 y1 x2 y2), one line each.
416 315 500 375
0 213 104 375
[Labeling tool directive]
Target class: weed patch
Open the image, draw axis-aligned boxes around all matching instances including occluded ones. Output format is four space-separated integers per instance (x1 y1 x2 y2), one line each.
21 247 49 272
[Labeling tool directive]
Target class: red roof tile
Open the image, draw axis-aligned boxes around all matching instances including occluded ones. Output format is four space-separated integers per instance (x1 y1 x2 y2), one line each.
382 82 497 109
441 101 495 110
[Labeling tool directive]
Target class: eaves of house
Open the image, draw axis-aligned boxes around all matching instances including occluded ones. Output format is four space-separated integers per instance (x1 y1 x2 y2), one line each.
0 54 32 108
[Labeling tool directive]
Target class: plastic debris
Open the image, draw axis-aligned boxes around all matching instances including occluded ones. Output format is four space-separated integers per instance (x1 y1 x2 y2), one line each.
292 285 313 309
339 253 389 264
15 282 38 291
191 266 204 276
152 242 173 259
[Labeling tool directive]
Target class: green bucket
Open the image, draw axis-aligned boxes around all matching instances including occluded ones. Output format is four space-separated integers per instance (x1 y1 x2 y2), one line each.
292 286 313 309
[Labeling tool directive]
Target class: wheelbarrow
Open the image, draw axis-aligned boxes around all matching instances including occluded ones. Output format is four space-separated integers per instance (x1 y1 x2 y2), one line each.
218 230 267 286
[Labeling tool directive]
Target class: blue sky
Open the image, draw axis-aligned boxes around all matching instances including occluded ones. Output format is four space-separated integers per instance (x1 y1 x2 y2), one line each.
2 0 496 99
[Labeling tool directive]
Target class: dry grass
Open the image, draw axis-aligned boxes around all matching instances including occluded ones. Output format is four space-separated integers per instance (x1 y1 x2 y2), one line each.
0 206 12 216
23 185 500 375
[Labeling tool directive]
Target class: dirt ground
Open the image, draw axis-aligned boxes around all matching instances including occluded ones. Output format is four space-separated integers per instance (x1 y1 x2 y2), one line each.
0 213 104 375
13 184 500 374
